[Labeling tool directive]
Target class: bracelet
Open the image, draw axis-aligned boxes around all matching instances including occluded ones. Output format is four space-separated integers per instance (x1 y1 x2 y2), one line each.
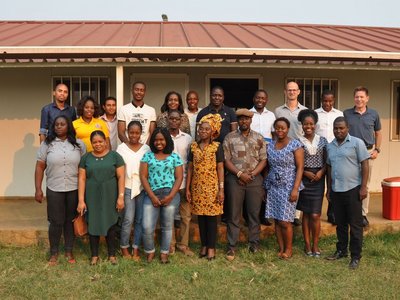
236 171 243 178
219 182 224 189
119 193 124 197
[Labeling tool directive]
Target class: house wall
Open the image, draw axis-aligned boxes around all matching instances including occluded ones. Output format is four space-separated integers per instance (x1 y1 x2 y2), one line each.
0 64 399 197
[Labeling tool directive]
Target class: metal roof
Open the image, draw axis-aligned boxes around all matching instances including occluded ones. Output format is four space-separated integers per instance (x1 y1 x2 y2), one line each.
1 21 400 64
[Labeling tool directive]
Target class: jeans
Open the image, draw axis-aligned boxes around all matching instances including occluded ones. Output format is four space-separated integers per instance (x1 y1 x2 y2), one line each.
120 188 144 249
142 188 180 254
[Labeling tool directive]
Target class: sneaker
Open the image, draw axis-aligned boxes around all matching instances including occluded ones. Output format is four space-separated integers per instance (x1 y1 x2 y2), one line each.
349 258 360 270
226 249 235 261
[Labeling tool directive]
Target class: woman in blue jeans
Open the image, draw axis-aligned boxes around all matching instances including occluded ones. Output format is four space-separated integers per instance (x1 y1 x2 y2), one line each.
117 121 150 261
140 127 183 263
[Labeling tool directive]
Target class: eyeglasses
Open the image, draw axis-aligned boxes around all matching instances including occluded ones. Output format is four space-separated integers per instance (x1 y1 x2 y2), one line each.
286 89 299 92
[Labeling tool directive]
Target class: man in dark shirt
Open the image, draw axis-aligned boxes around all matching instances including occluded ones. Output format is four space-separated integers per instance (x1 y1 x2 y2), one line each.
196 86 237 142
343 86 381 227
39 83 76 142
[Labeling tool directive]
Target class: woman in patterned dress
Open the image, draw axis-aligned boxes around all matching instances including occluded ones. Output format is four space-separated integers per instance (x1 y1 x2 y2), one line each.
297 109 327 257
186 114 224 260
264 117 304 259
156 91 191 135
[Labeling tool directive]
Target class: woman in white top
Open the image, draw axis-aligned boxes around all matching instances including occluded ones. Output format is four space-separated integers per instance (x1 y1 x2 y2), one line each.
117 120 150 260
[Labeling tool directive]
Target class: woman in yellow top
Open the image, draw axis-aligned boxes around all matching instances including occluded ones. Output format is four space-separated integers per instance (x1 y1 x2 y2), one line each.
73 96 110 152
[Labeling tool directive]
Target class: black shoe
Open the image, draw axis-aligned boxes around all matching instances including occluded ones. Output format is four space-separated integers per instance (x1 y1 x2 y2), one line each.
326 251 348 260
362 216 369 227
261 218 273 226
327 215 336 225
349 258 360 269
249 244 260 253
292 218 302 226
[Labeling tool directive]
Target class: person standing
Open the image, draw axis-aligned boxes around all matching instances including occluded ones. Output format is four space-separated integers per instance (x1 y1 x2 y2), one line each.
196 86 237 143
118 81 156 145
315 90 343 225
184 91 202 139
297 109 327 257
343 86 381 227
77 130 125 265
35 115 86 265
167 110 194 256
223 109 267 261
275 81 307 226
326 117 370 269
39 83 76 143
264 117 304 259
186 114 225 260
101 96 118 151
250 89 276 143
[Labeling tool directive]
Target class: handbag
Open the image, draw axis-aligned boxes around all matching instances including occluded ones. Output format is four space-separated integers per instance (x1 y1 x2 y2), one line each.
73 214 88 237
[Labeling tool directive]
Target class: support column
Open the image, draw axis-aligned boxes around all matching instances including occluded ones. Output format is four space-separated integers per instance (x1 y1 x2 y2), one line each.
116 64 124 110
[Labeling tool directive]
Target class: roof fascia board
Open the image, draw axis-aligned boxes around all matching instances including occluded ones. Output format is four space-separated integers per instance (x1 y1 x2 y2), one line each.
1 46 400 61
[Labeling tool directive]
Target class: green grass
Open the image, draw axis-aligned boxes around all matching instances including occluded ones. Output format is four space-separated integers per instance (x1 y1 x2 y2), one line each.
1 233 400 299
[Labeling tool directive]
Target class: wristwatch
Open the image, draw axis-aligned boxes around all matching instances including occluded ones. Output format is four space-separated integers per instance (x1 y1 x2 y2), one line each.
374 147 381 153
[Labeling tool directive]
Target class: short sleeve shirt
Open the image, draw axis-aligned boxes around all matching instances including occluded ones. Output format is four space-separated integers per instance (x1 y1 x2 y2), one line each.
315 107 343 143
73 117 110 152
118 103 157 144
327 134 370 192
223 130 267 172
196 104 237 143
141 152 183 191
37 138 86 191
249 107 276 142
275 103 307 140
343 107 381 147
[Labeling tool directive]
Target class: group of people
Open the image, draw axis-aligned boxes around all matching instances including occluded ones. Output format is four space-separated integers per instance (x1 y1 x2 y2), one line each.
34 80 381 270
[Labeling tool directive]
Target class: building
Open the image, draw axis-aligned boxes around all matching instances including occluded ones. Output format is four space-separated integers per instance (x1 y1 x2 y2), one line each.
1 20 399 197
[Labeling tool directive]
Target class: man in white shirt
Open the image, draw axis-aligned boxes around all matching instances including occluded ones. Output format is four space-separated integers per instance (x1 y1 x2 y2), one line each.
168 110 194 256
249 89 276 143
100 96 118 150
184 90 202 139
117 81 156 145
315 90 343 225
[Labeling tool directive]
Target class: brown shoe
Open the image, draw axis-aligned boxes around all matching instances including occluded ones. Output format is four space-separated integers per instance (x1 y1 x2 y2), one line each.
108 256 117 265
160 253 170 264
147 252 155 263
177 245 194 257
132 248 140 262
90 256 99 266
121 247 132 259
169 245 176 255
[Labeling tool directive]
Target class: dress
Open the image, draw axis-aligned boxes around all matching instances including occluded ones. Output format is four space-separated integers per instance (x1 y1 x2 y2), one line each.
188 141 224 216
264 139 303 222
79 151 125 236
297 135 328 214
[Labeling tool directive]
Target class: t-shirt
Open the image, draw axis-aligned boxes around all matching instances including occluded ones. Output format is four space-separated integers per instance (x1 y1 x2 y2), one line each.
73 117 110 152
141 152 183 191
117 103 156 144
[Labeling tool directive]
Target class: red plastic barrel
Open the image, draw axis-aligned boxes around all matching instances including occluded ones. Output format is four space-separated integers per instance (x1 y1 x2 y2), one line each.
381 177 400 220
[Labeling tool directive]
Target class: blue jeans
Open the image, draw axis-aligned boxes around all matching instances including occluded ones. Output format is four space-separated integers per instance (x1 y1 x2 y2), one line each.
120 189 144 249
142 188 180 254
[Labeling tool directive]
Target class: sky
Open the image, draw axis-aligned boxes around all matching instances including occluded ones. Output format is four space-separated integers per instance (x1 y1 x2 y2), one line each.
2 0 400 28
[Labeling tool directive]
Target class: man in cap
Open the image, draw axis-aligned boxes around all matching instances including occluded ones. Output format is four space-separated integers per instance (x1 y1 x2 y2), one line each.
223 109 267 261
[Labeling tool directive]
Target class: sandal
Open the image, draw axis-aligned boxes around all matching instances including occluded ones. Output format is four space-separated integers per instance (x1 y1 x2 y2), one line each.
90 256 99 266
160 253 170 264
65 252 76 264
280 253 292 260
108 256 117 265
48 254 58 266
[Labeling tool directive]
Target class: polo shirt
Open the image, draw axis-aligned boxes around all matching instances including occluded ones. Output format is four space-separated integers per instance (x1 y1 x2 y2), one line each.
315 107 343 143
171 130 192 188
326 134 370 192
196 104 237 143
72 117 110 152
39 102 77 136
223 129 267 172
184 107 202 139
274 102 307 140
117 102 156 144
37 138 86 192
100 114 118 151
343 106 381 148
249 107 276 142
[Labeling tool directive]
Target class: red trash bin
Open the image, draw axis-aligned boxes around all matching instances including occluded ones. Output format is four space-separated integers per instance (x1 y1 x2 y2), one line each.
381 177 400 220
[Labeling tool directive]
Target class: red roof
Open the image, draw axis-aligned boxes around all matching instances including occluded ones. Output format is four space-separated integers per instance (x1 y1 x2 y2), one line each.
1 21 400 63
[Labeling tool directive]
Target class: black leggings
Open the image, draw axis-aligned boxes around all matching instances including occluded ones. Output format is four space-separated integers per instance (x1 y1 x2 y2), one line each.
89 224 118 257
46 188 78 255
197 215 218 249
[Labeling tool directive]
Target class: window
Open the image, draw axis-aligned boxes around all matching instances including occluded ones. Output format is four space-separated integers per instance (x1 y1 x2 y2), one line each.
52 76 110 107
285 78 339 109
391 80 400 141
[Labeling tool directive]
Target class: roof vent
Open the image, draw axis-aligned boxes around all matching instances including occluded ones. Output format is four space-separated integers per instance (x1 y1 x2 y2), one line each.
161 14 168 22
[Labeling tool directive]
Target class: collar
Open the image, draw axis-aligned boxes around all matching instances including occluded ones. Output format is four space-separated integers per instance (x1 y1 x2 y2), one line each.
131 101 144 108
333 134 351 146
208 104 225 112
351 106 369 114
250 107 270 114
171 130 185 138
316 107 340 113
100 114 117 122
283 101 302 111
51 101 70 109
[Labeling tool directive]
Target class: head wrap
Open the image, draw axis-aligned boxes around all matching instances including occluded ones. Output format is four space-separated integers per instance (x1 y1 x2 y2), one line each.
199 113 223 141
